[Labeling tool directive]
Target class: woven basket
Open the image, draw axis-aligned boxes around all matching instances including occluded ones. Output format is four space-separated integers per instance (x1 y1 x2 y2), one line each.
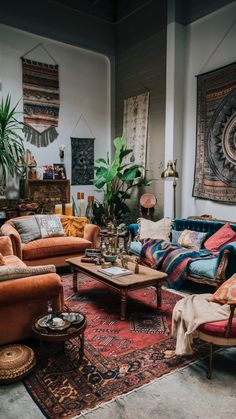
0 344 36 384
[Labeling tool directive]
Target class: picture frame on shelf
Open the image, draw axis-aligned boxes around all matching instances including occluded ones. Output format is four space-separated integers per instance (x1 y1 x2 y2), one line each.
53 163 66 180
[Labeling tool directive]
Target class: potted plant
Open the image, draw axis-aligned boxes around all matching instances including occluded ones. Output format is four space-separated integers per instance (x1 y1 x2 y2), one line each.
92 136 155 225
0 95 25 195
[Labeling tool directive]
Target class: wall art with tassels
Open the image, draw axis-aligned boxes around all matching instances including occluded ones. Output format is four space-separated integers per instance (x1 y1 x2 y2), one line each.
21 43 60 147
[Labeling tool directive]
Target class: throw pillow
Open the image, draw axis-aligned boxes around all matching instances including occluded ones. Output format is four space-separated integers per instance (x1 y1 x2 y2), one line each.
204 223 236 252
171 230 183 244
138 218 172 241
0 265 56 282
0 253 6 266
13 217 41 244
35 215 66 239
0 236 13 256
177 229 208 251
211 274 236 304
60 215 88 237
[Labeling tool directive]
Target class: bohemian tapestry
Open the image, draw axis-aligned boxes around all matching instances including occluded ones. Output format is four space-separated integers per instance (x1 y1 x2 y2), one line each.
21 58 60 147
71 138 95 185
123 92 150 170
193 62 236 203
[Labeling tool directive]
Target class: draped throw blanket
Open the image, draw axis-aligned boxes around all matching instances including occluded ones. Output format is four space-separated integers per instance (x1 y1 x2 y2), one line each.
140 239 213 289
22 58 60 147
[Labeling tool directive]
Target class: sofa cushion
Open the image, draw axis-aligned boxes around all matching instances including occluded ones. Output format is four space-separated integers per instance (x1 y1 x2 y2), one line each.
138 218 172 241
177 229 208 250
0 253 6 266
211 274 236 304
35 215 65 239
22 236 92 260
60 215 88 237
13 217 41 244
3 255 26 267
188 258 218 279
0 265 56 282
204 223 236 252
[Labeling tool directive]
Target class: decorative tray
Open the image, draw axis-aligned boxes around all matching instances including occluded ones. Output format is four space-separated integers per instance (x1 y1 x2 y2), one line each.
35 315 71 331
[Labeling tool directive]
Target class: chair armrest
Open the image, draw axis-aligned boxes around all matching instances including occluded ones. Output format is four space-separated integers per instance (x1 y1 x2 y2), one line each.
1 223 22 259
84 224 100 247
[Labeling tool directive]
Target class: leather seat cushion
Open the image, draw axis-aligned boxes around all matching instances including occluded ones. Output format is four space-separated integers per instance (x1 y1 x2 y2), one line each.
22 237 92 260
198 318 236 338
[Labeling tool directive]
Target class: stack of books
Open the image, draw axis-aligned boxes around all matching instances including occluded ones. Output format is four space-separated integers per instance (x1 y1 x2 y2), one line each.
97 266 132 278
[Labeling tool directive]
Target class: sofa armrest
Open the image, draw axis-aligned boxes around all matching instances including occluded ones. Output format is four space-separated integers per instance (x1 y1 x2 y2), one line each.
84 224 100 247
1 223 22 259
128 223 139 241
215 242 236 287
0 273 64 306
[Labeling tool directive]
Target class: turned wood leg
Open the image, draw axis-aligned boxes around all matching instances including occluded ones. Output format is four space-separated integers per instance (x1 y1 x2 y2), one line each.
72 268 78 292
120 289 128 321
156 282 162 310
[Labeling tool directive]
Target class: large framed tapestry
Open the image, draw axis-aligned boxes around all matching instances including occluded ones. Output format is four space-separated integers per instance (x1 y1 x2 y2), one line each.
123 92 150 169
71 138 94 185
193 62 236 204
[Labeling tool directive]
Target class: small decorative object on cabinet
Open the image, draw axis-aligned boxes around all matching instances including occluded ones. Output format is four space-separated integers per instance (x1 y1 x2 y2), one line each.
53 163 66 180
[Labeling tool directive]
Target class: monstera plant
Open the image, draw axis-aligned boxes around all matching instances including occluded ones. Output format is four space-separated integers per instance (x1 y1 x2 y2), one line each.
0 95 25 193
92 136 154 225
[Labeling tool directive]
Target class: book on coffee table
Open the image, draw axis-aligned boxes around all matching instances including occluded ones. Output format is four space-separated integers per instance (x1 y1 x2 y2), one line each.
97 266 133 278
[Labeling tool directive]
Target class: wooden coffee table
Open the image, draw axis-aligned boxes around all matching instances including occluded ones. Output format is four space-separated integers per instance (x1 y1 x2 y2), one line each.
66 256 167 320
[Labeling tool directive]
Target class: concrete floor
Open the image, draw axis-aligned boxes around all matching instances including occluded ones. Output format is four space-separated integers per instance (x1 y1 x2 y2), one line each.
0 347 235 419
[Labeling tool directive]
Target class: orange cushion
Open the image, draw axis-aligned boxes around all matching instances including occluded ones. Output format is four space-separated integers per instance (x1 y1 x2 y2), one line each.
0 253 6 266
0 236 13 256
204 223 236 252
211 274 236 304
22 236 92 260
198 318 236 338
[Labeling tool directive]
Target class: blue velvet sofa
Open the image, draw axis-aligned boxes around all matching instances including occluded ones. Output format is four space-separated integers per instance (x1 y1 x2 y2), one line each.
128 217 236 288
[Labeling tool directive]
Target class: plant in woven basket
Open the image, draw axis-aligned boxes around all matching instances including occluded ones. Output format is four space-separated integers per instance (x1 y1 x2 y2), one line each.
92 136 155 225
0 95 25 193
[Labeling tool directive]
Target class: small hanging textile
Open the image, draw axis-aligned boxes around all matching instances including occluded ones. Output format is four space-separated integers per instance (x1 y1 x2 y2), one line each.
21 55 60 147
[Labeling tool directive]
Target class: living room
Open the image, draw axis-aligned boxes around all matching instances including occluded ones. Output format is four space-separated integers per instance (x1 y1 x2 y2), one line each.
0 0 236 418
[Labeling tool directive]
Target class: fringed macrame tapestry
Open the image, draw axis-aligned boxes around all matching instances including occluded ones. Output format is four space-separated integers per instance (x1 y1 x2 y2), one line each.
21 57 60 147
193 62 236 204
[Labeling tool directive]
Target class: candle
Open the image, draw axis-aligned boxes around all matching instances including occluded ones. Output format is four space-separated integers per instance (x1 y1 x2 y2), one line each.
54 204 62 215
65 203 73 216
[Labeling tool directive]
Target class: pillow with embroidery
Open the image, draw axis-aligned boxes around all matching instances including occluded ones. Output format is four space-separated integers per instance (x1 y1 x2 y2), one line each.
35 215 65 239
177 229 207 251
138 218 172 241
171 230 183 244
211 274 236 304
13 217 41 244
204 223 236 252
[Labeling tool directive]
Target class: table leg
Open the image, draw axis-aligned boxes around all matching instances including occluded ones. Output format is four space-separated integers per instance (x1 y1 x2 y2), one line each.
72 268 78 292
155 281 162 311
79 333 84 359
120 289 128 320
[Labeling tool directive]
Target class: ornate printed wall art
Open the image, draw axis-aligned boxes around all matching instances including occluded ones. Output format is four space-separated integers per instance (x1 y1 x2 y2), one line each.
123 92 150 170
193 62 236 203
21 46 60 147
71 138 95 185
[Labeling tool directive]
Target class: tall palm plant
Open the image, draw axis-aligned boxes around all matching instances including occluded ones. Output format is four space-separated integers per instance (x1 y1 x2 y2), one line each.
0 95 25 189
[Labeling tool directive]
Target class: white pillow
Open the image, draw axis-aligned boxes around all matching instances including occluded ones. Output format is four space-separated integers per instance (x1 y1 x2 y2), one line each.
138 218 172 241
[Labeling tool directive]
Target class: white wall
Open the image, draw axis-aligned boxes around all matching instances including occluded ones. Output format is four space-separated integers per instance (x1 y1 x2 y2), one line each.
181 2 236 220
0 24 111 205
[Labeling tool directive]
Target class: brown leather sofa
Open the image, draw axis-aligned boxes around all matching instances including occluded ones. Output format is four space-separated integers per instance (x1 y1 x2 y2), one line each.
1 215 100 267
0 236 64 345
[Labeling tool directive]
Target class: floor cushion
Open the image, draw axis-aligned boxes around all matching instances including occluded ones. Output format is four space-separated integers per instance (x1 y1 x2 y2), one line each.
188 258 218 279
22 237 92 260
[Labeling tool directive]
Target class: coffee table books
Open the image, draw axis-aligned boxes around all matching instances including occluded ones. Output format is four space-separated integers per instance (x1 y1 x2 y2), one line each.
97 266 133 278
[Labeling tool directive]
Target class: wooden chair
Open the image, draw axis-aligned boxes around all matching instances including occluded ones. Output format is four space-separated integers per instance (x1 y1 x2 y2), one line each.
197 303 236 379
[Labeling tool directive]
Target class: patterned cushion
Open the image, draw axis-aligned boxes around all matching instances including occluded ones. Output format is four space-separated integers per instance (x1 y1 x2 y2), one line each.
13 217 41 244
211 274 236 304
138 218 172 241
0 253 6 266
0 265 56 282
60 216 88 237
204 223 236 252
177 229 208 250
171 230 183 244
35 215 65 239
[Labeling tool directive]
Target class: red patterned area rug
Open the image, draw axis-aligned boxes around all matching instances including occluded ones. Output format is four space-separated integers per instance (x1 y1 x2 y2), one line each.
24 274 208 418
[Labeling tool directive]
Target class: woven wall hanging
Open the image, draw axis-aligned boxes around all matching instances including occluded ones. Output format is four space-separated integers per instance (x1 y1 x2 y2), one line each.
21 43 60 147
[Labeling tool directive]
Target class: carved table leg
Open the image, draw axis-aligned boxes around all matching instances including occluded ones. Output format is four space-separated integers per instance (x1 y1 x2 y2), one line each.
155 281 162 311
72 268 78 292
120 289 128 321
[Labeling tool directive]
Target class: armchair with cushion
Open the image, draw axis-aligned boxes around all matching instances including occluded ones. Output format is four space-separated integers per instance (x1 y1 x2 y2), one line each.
0 236 64 345
1 215 100 267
